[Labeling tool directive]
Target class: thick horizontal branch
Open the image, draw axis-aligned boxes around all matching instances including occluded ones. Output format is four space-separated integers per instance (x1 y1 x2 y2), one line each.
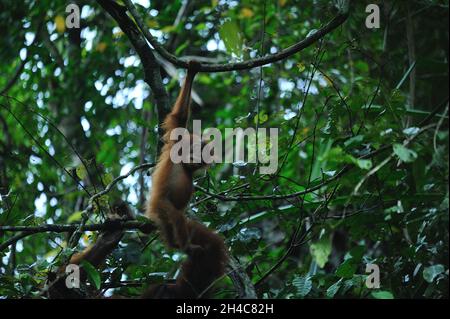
124 0 350 72
0 162 156 252
0 220 155 234
0 220 155 252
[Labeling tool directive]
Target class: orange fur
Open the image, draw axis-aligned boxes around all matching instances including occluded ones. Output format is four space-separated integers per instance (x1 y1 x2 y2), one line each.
145 61 228 298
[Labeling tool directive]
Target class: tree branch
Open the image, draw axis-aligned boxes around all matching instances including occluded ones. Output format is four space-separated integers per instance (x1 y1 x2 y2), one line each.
0 162 156 252
0 232 30 253
96 0 170 135
193 144 393 202
227 256 257 299
0 221 155 252
0 220 154 234
123 0 350 72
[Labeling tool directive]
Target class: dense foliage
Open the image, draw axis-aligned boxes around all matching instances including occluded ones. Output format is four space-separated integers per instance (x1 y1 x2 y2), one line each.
0 0 448 299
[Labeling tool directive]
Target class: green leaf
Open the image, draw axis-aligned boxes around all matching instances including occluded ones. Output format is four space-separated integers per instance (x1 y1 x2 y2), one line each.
348 246 365 261
218 20 243 56
354 61 369 73
336 259 357 279
253 111 268 125
97 139 116 166
292 275 312 297
326 278 342 298
310 236 332 268
55 15 66 33
342 275 364 294
102 173 113 186
75 165 87 180
389 89 406 108
371 290 394 299
80 260 101 290
393 143 418 163
344 135 364 147
67 211 83 223
195 22 207 31
355 158 373 170
296 62 306 72
174 41 189 56
423 264 445 283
